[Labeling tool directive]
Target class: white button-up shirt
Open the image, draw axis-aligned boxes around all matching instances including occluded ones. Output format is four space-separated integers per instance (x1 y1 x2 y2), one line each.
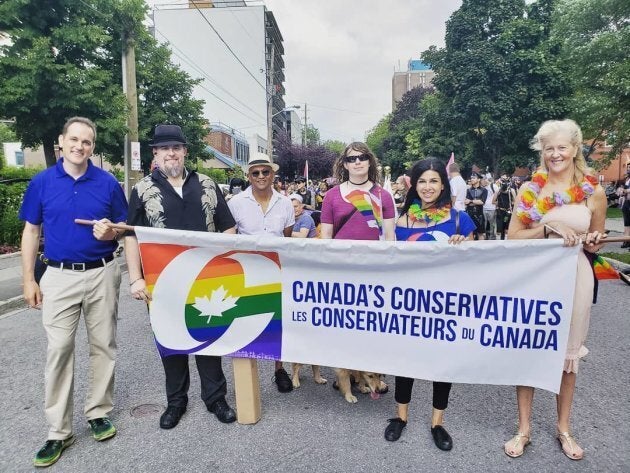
228 186 295 236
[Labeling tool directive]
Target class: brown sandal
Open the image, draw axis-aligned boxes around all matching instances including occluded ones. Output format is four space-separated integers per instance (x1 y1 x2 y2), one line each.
504 432 531 458
557 431 583 460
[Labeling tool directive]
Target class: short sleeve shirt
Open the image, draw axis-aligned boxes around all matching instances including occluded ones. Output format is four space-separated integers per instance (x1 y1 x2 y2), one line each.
228 187 294 236
19 158 128 261
126 170 235 232
293 212 317 238
450 175 468 211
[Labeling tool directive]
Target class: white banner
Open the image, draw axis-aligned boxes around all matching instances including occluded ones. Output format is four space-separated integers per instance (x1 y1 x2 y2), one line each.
135 227 579 393
131 141 141 171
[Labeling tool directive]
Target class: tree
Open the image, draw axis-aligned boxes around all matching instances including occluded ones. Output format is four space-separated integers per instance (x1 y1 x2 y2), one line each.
422 0 570 175
274 131 336 180
0 0 210 170
304 124 320 146
365 114 390 159
552 0 630 166
0 0 128 167
0 123 17 169
322 139 346 156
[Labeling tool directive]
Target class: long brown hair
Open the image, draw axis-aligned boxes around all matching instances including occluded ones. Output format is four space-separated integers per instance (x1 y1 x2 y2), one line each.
332 141 381 184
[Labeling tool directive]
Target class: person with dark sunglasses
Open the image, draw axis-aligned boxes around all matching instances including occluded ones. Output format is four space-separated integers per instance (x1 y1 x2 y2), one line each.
228 152 295 393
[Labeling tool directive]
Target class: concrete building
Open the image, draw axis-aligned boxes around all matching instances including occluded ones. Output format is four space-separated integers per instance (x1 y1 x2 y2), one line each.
282 109 303 145
151 1 285 158
392 59 435 110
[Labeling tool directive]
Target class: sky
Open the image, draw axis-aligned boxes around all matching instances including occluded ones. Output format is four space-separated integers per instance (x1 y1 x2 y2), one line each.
147 0 463 144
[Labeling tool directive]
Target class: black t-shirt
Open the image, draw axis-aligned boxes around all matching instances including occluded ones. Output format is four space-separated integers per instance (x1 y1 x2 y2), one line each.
298 188 312 206
127 169 235 232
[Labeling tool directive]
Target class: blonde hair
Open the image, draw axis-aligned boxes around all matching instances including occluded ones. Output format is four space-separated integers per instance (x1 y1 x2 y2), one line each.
530 119 591 184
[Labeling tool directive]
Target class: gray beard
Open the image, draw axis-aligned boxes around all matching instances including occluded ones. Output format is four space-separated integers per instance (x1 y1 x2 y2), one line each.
163 164 183 178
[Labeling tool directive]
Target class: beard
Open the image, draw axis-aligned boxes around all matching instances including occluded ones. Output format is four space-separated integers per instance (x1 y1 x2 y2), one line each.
163 162 183 178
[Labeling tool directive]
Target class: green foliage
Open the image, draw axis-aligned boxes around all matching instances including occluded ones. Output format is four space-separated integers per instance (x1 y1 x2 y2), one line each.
0 166 42 180
304 124 320 146
600 252 630 265
0 123 18 169
0 0 128 166
0 0 210 170
322 139 346 156
606 207 623 219
552 0 630 165
0 181 27 246
421 0 570 175
195 167 229 184
365 114 390 159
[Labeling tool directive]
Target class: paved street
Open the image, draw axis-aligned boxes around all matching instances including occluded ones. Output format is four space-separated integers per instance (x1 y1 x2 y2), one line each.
0 265 628 472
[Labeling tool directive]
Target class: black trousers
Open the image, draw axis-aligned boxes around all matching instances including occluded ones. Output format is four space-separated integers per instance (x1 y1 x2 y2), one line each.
161 354 227 409
394 376 452 410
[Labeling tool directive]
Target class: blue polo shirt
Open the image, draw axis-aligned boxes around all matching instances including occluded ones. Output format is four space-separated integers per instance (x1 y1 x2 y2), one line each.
19 158 128 262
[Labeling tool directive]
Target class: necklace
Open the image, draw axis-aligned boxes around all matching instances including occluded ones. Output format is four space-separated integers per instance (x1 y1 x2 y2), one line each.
408 199 451 224
516 168 597 225
348 178 369 186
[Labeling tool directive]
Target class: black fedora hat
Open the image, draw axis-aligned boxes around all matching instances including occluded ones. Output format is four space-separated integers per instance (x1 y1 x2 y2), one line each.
149 124 188 147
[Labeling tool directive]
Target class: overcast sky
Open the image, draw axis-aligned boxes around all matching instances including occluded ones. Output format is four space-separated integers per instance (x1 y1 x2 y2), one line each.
262 0 462 143
147 0 463 144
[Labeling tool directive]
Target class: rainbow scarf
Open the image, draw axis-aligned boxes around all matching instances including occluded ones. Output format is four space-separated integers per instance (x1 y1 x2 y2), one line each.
346 188 383 231
591 254 619 281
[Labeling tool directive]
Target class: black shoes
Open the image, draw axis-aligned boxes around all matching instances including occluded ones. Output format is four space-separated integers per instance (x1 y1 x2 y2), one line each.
160 405 186 429
384 417 407 441
208 397 236 424
431 425 453 451
273 368 293 393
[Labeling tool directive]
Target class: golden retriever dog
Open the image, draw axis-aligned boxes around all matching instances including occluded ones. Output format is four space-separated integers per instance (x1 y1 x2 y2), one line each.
334 369 386 403
291 363 328 388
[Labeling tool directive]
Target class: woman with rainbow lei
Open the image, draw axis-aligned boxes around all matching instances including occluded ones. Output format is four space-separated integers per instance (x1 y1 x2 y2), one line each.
383 157 475 451
503 119 607 460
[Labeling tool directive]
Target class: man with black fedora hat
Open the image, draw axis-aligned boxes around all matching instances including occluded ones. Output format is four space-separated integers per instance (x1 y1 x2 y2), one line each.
125 124 239 429
228 152 295 392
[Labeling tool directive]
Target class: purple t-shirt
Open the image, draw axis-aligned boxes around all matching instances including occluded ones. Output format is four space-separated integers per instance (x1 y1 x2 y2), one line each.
320 184 395 240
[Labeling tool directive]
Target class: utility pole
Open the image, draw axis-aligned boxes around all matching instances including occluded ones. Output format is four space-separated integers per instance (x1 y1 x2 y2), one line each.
122 27 142 199
302 102 308 146
267 43 275 159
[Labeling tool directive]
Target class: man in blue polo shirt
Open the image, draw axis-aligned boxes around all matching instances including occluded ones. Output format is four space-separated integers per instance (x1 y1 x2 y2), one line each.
19 117 128 468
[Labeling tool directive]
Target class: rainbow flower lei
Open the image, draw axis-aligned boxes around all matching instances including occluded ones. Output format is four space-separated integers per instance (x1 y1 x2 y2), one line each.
408 200 451 224
516 168 598 225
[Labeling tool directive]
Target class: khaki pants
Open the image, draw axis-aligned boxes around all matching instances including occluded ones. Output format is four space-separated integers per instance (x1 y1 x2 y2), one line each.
40 260 121 440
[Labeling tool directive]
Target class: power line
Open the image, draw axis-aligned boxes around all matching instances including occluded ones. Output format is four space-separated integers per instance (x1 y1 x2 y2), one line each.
189 2 267 92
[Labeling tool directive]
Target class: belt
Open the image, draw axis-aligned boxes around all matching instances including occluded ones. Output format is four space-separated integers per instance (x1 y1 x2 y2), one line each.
42 254 114 271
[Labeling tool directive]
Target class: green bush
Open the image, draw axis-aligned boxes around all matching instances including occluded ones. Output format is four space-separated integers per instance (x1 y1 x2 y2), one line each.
0 166 42 180
0 181 27 247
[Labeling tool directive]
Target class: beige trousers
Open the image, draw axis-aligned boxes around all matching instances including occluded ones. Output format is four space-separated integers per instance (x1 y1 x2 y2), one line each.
40 260 121 440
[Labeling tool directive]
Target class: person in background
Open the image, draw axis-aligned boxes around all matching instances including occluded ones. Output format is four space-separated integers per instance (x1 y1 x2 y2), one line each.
296 177 315 210
465 172 487 240
20 117 128 467
448 163 467 211
290 194 317 238
493 174 516 240
620 169 630 248
482 176 497 240
315 180 330 211
503 119 607 460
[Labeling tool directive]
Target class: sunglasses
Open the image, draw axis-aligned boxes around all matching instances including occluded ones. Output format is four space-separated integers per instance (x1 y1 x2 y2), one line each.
250 169 271 177
344 154 370 163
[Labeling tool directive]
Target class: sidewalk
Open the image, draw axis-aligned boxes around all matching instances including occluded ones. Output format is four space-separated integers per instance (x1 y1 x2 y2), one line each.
0 218 627 315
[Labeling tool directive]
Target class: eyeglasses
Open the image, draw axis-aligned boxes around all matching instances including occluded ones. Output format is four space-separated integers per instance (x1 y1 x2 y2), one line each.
250 169 271 177
344 154 370 163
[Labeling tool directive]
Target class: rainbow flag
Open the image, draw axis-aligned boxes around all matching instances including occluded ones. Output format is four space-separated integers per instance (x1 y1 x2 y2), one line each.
346 189 382 230
591 254 619 281
141 243 283 359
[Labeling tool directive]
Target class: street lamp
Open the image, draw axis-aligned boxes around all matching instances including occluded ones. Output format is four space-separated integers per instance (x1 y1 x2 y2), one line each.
272 105 301 119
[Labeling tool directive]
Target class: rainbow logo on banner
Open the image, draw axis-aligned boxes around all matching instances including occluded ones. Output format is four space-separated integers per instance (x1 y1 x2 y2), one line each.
140 244 282 359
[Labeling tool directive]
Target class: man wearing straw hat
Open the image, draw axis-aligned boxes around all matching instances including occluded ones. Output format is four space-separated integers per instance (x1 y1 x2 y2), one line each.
228 152 295 392
19 116 128 467
125 124 238 430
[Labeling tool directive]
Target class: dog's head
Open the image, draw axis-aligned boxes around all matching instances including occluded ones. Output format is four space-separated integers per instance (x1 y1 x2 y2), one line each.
359 372 383 400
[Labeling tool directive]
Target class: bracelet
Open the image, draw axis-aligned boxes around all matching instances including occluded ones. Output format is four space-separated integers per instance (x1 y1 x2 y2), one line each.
129 277 143 286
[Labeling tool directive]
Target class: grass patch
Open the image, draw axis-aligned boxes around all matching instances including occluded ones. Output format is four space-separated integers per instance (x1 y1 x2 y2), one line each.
600 252 630 265
607 207 622 218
